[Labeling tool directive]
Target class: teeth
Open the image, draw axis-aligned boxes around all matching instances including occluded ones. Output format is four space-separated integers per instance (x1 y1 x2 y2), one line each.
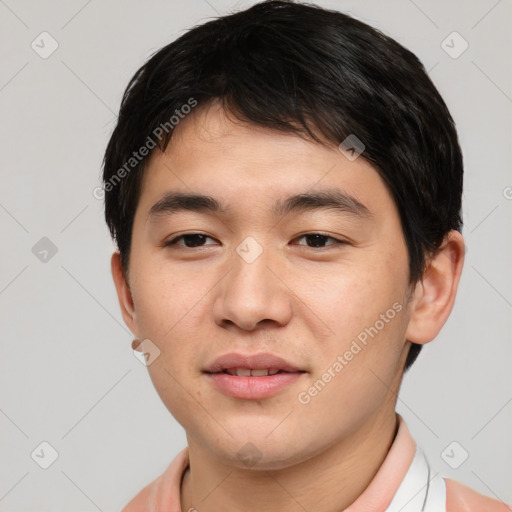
251 369 269 377
224 368 282 377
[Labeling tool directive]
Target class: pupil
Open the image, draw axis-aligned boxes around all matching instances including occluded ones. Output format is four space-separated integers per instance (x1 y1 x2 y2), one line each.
185 234 206 247
307 234 326 247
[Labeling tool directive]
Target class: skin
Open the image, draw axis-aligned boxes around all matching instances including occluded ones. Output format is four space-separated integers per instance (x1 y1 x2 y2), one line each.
112 100 465 512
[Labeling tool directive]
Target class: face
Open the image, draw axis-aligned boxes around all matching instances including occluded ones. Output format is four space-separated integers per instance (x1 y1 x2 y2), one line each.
117 101 416 470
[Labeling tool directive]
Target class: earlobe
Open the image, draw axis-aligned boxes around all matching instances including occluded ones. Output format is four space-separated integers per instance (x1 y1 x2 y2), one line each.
405 230 465 345
111 251 139 336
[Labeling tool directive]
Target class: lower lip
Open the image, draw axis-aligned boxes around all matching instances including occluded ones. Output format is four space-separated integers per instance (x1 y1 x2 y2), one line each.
205 372 305 399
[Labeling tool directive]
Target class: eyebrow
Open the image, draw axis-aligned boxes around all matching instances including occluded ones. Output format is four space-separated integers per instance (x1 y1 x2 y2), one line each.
147 189 373 222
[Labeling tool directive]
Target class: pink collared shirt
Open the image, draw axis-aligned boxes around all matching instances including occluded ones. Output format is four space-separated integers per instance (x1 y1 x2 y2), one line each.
122 415 511 511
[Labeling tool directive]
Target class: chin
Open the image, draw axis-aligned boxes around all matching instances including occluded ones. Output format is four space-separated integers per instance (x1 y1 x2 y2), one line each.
203 430 315 472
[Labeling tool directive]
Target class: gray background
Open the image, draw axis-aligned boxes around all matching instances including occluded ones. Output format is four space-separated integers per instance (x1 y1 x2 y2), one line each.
0 0 511 510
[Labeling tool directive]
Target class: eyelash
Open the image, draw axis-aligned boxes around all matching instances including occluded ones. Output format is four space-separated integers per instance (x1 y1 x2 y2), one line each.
164 232 347 250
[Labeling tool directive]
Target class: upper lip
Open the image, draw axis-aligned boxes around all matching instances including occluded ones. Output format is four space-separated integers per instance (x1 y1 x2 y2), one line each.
203 352 305 373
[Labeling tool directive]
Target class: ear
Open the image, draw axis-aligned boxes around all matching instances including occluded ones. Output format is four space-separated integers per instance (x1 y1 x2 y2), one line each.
111 251 139 338
405 230 465 344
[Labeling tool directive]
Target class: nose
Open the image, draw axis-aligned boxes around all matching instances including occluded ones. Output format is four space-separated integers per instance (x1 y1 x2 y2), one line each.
213 243 293 331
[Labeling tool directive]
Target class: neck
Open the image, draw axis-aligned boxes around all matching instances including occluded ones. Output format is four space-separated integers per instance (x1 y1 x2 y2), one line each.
180 407 399 512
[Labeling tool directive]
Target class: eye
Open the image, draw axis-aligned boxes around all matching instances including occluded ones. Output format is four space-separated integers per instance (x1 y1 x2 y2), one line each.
164 233 218 248
293 233 346 248
163 232 346 250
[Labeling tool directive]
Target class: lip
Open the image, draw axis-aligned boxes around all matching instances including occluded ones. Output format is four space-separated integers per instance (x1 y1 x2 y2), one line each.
203 352 304 374
203 352 306 400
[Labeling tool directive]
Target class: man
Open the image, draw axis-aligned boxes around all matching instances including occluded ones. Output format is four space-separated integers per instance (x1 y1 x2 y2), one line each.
102 1 510 510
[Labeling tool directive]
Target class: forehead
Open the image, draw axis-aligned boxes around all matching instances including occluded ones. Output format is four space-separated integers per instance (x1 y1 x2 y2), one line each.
137 102 396 221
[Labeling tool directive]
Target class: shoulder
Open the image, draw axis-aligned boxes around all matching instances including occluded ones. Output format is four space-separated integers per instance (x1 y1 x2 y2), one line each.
120 447 190 511
446 477 512 512
120 477 158 512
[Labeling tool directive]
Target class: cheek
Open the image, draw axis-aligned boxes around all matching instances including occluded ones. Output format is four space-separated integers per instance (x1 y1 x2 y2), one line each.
297 250 409 385
299 261 400 341
130 263 216 400
296 296 407 438
130 261 204 338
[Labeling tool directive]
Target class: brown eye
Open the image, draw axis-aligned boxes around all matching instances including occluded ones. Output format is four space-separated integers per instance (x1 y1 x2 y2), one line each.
294 233 344 248
165 233 216 248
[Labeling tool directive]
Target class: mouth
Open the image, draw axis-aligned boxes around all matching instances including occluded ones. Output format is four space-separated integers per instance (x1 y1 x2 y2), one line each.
203 352 307 399
203 351 306 374
208 368 304 377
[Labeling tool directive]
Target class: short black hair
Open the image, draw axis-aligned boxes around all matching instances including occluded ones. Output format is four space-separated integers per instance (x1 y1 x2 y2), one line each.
102 0 464 371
